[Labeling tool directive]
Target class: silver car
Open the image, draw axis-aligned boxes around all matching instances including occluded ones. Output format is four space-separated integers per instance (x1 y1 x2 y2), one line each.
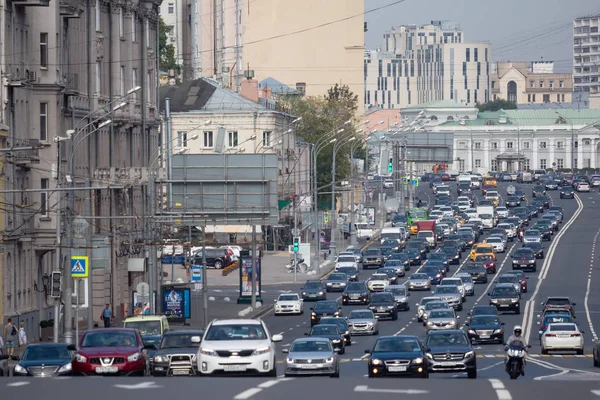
407 273 432 291
496 274 522 294
523 229 542 244
425 309 460 332
421 301 452 325
440 277 466 300
347 309 379 336
454 273 475 296
283 338 340 377
416 296 442 322
432 285 463 311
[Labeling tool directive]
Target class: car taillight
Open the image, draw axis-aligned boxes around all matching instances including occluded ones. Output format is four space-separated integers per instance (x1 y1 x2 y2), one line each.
227 249 233 256
545 334 556 337
571 334 581 337
541 325 546 330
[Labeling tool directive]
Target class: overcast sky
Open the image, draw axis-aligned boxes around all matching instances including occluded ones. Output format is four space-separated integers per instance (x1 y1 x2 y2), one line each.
365 0 600 72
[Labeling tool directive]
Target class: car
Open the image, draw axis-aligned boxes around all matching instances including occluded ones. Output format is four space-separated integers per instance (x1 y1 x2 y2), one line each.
465 315 505 344
282 338 340 377
576 182 591 192
537 313 575 341
324 273 349 292
511 248 537 272
465 261 491 281
439 277 467 300
345 247 364 263
347 309 379 336
424 330 477 379
385 285 411 311
407 273 432 291
336 265 359 281
404 248 423 266
368 273 391 292
560 186 575 199
334 255 359 271
484 236 506 253
522 229 543 244
368 292 399 320
197 319 282 376
441 244 462 264
377 267 400 284
496 206 509 218
541 323 584 355
310 301 342 326
342 281 370 305
467 305 499 324
306 324 346 354
425 308 459 332
191 248 232 269
421 301 453 325
416 296 442 322
72 328 155 376
12 343 76 377
504 270 529 293
505 196 521 207
386 253 411 271
319 317 352 346
123 315 169 349
495 273 521 294
542 297 576 317
365 335 429 378
532 185 546 197
301 280 326 301
454 273 475 296
523 242 544 259
363 248 385 269
421 265 445 285
432 285 463 311
488 284 521 314
151 330 204 376
274 293 304 315
428 252 450 270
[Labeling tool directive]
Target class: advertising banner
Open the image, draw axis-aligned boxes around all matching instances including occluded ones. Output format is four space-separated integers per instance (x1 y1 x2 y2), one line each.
161 287 191 321
367 207 376 225
241 257 260 296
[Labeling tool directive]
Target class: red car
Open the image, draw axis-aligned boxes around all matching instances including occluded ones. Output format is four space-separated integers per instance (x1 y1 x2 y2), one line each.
475 255 496 273
542 297 576 317
505 270 528 293
72 328 153 376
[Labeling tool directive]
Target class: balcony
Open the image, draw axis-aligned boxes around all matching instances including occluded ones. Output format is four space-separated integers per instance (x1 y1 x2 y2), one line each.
12 0 50 6
61 72 80 95
59 0 83 18
7 64 27 86
12 139 42 167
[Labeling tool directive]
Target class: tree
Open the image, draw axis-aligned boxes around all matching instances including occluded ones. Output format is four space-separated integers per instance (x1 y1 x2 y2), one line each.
159 17 178 72
477 98 517 112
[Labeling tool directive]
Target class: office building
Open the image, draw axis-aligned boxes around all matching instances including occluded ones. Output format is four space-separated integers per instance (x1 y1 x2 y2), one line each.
574 14 600 93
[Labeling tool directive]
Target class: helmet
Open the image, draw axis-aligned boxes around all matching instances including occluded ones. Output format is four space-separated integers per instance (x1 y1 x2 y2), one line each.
513 325 523 335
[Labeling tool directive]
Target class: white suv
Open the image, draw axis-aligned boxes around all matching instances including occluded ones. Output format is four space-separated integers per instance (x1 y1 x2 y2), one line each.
197 319 283 376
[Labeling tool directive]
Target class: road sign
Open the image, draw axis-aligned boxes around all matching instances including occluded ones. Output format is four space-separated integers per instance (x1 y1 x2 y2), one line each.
191 265 202 282
71 256 89 278
411 178 419 186
324 211 329 223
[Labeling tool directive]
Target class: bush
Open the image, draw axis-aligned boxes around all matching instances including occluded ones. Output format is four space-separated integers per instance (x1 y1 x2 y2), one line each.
222 261 240 276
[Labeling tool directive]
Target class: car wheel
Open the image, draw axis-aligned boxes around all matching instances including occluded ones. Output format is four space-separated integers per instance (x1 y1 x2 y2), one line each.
214 260 224 269
330 367 340 378
467 369 477 379
541 347 548 355
392 313 398 321
515 308 520 315
267 364 277 377
577 348 584 356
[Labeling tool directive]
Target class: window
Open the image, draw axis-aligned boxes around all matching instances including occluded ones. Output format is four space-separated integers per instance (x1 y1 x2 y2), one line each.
491 160 498 172
574 141 578 148
120 66 125 96
466 48 470 62
203 131 213 148
147 72 151 100
145 19 150 47
529 80 534 88
39 103 48 141
119 8 124 37
532 94 536 102
539 80 544 88
132 68 138 100
557 159 564 169
131 13 136 42
95 0 101 31
40 33 48 68
474 48 478 62
474 142 482 149
550 80 554 89
528 94 531 102
523 159 529 171
523 142 530 149
458 141 467 149
95 61 101 94
540 159 547 169
228 131 238 147
507 141 514 149
262 131 272 147
177 131 187 148
539 141 547 149
168 2 174 13
543 94 550 103
458 159 465 172
475 159 482 168
556 141 563 149
491 81 495 89
491 142 498 149
40 179 49 217
559 80 564 88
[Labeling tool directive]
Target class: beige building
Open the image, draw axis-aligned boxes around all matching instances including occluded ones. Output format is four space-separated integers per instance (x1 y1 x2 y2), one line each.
490 61 573 104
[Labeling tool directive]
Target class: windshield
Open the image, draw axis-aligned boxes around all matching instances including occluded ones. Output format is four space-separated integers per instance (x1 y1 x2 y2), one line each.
304 282 322 289
544 316 572 324
338 267 358 274
514 250 533 257
364 249 380 256
475 247 493 254
418 231 434 237
471 316 500 325
381 233 400 240
458 276 473 284
386 287 406 296
493 287 517 296
328 273 347 281
426 333 469 347
371 293 393 302
425 302 449 310
337 257 355 263
205 324 267 341
472 307 497 316
320 318 348 329
547 298 571 306
411 274 429 280
81 331 138 347
290 340 332 353
311 325 340 335
349 311 374 320
430 253 446 260
436 286 458 294
123 321 161 336
160 334 202 348
441 280 461 286
479 214 493 219
346 282 366 291
278 295 299 301
420 298 440 306
372 274 388 280
549 324 576 331
525 230 540 236
357 224 370 229
22 346 71 361
373 338 421 353
430 310 454 319
499 276 517 283
314 302 338 312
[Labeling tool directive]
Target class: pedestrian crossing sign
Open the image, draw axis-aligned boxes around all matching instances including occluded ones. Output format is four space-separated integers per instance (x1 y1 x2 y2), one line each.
71 256 89 278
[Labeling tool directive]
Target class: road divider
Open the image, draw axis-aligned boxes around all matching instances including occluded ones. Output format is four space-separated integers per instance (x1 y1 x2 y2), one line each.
584 228 600 341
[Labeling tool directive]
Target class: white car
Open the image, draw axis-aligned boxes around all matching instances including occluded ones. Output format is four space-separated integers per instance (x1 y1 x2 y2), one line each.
576 182 590 192
197 319 283 375
439 206 454 217
457 196 472 205
274 293 304 315
497 223 516 240
495 206 509 219
429 210 444 221
541 323 584 354
485 236 506 252
367 274 390 292
465 209 478 219
438 223 451 237
335 255 359 271
454 273 475 296
458 201 470 211
383 179 393 188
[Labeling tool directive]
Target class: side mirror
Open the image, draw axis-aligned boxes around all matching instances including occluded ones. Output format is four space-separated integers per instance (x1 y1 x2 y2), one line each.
143 344 158 351
304 333 310 336
272 334 283 342
191 336 201 343
572 302 577 306
540 302 545 305
581 330 585 334
67 344 77 351
310 308 314 311
487 293 491 296
464 322 469 326
282 349 289 354
364 349 371 354
501 322 505 326
374 315 380 319
11 355 20 361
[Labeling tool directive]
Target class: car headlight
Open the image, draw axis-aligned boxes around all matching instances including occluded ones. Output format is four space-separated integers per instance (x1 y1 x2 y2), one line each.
511 299 518 303
449 320 457 325
14 364 26 373
302 292 307 295
127 352 141 362
201 348 217 356
468 329 476 334
318 292 324 295
332 339 341 343
412 357 424 364
494 329 503 334
252 347 271 356
427 321 433 326
387 305 394 309
371 359 382 365
326 357 334 363
75 353 87 363
425 353 433 360
465 351 474 358
326 282 332 286
491 299 498 303
154 355 166 363
57 362 72 373
286 358 294 363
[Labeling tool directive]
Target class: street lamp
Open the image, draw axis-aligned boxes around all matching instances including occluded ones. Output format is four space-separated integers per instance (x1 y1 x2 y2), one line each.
348 136 364 246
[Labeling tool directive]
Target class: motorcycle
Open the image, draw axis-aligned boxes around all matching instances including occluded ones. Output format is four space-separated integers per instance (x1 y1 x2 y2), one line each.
505 344 531 379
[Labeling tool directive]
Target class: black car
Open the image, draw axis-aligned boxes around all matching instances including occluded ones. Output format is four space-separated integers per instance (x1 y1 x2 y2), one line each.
368 292 398 320
488 284 521 314
404 248 423 265
421 265 445 285
463 262 488 284
324 273 349 292
523 242 544 259
446 235 466 251
381 239 402 252
380 246 394 262
441 245 461 264
424 330 477 379
387 253 411 271
427 252 451 270
537 195 551 208
534 222 553 240
505 196 521 207
12 343 76 377
151 330 204 376
320 317 352 346
336 266 359 282
310 301 342 326
342 282 370 305
365 335 429 378
363 248 385 269
301 280 326 301
560 186 575 199
377 267 399 284
191 248 232 269
467 305 499 324
405 241 428 259
307 324 346 354
511 248 537 272
532 185 546 197
465 315 505 344
514 188 526 201
385 285 411 311
392 214 408 227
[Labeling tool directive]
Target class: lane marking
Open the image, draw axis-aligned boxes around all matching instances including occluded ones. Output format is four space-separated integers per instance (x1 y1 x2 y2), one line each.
478 361 504 371
474 243 516 304
257 380 279 389
234 388 262 400
584 228 600 341
6 382 30 387
489 379 512 400
534 369 569 380
522 193 584 344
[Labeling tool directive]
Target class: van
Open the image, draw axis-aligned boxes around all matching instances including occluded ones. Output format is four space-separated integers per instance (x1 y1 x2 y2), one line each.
123 315 170 347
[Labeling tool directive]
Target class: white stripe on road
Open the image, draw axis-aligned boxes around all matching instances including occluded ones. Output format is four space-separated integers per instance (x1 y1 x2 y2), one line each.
584 229 600 341
488 379 512 400
234 388 262 400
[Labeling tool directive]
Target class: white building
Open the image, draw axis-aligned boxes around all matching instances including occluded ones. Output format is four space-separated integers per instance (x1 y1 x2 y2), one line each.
574 14 600 93
160 0 185 67
364 21 491 110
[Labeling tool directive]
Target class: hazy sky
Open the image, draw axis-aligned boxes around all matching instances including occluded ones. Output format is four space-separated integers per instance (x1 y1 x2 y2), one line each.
365 0 600 72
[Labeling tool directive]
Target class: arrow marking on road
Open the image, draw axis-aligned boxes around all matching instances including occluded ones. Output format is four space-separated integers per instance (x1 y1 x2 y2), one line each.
114 382 163 390
354 385 428 394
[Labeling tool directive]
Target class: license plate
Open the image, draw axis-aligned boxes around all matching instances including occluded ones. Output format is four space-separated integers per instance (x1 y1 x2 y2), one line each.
557 335 570 338
300 364 320 369
479 335 490 339
499 304 510 307
95 366 118 373
438 362 457 366
388 366 407 372
172 370 190 375
224 365 247 372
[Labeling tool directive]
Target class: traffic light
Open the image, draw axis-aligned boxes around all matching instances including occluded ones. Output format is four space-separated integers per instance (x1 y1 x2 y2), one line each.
50 271 62 298
388 158 393 173
293 237 300 253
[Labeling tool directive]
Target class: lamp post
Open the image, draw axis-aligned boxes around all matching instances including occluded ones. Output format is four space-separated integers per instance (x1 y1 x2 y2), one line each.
349 133 365 246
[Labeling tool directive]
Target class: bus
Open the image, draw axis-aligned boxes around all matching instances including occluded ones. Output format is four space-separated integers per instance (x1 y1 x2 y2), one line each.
407 208 429 225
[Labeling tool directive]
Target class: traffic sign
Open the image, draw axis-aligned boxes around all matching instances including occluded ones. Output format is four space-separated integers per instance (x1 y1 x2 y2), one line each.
71 256 89 278
411 178 419 186
191 265 202 282
324 211 329 223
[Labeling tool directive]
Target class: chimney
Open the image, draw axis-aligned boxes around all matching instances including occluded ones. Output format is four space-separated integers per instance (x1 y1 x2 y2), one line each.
240 79 259 103
261 87 272 99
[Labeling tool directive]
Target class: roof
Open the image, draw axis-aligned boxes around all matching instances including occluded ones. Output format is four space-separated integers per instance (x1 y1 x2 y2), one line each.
439 108 600 127
211 319 262 326
163 329 205 335
124 315 166 322
258 77 297 94
404 100 473 110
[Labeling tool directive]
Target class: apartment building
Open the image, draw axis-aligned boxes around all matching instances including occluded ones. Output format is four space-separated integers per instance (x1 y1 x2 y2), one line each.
365 21 491 109
574 14 600 93
2 0 161 333
160 0 185 67
490 61 573 104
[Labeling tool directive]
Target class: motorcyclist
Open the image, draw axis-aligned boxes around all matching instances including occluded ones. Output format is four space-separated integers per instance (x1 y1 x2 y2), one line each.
505 325 528 376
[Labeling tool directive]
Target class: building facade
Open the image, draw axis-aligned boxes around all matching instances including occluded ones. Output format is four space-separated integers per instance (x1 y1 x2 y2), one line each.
574 14 600 93
491 61 573 104
159 0 185 67
2 0 161 334
365 21 491 110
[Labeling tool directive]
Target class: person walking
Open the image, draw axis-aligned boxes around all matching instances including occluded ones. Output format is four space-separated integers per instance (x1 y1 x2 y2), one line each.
102 304 113 328
18 323 27 347
3 318 17 357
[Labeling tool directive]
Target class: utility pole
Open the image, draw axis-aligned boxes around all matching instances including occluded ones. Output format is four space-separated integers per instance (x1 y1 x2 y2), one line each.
312 144 320 269
293 195 298 281
53 139 64 342
329 148 337 260
202 217 208 327
349 145 357 246
250 224 257 307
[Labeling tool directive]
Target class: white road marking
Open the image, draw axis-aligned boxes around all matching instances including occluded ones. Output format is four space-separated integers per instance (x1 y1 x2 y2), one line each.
234 388 262 400
354 386 428 394
6 382 30 387
478 361 503 371
522 193 584 344
591 390 600 396
474 243 517 304
584 229 600 341
534 369 569 380
488 379 512 400
257 380 279 389
360 353 370 359
114 382 163 390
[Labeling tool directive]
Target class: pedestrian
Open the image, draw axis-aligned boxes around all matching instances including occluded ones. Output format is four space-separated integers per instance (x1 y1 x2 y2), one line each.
18 323 27 347
102 304 113 328
3 318 17 357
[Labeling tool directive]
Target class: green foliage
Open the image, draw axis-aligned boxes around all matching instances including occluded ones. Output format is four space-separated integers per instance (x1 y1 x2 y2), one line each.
159 17 179 73
476 98 517 112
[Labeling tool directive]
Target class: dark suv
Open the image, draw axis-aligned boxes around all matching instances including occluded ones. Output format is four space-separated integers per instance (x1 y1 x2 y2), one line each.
363 248 385 269
191 248 232 269
488 284 520 314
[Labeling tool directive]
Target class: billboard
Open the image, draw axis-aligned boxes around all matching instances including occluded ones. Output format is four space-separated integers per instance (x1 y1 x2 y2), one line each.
237 250 262 304
161 287 191 321
389 132 454 163
367 207 376 225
